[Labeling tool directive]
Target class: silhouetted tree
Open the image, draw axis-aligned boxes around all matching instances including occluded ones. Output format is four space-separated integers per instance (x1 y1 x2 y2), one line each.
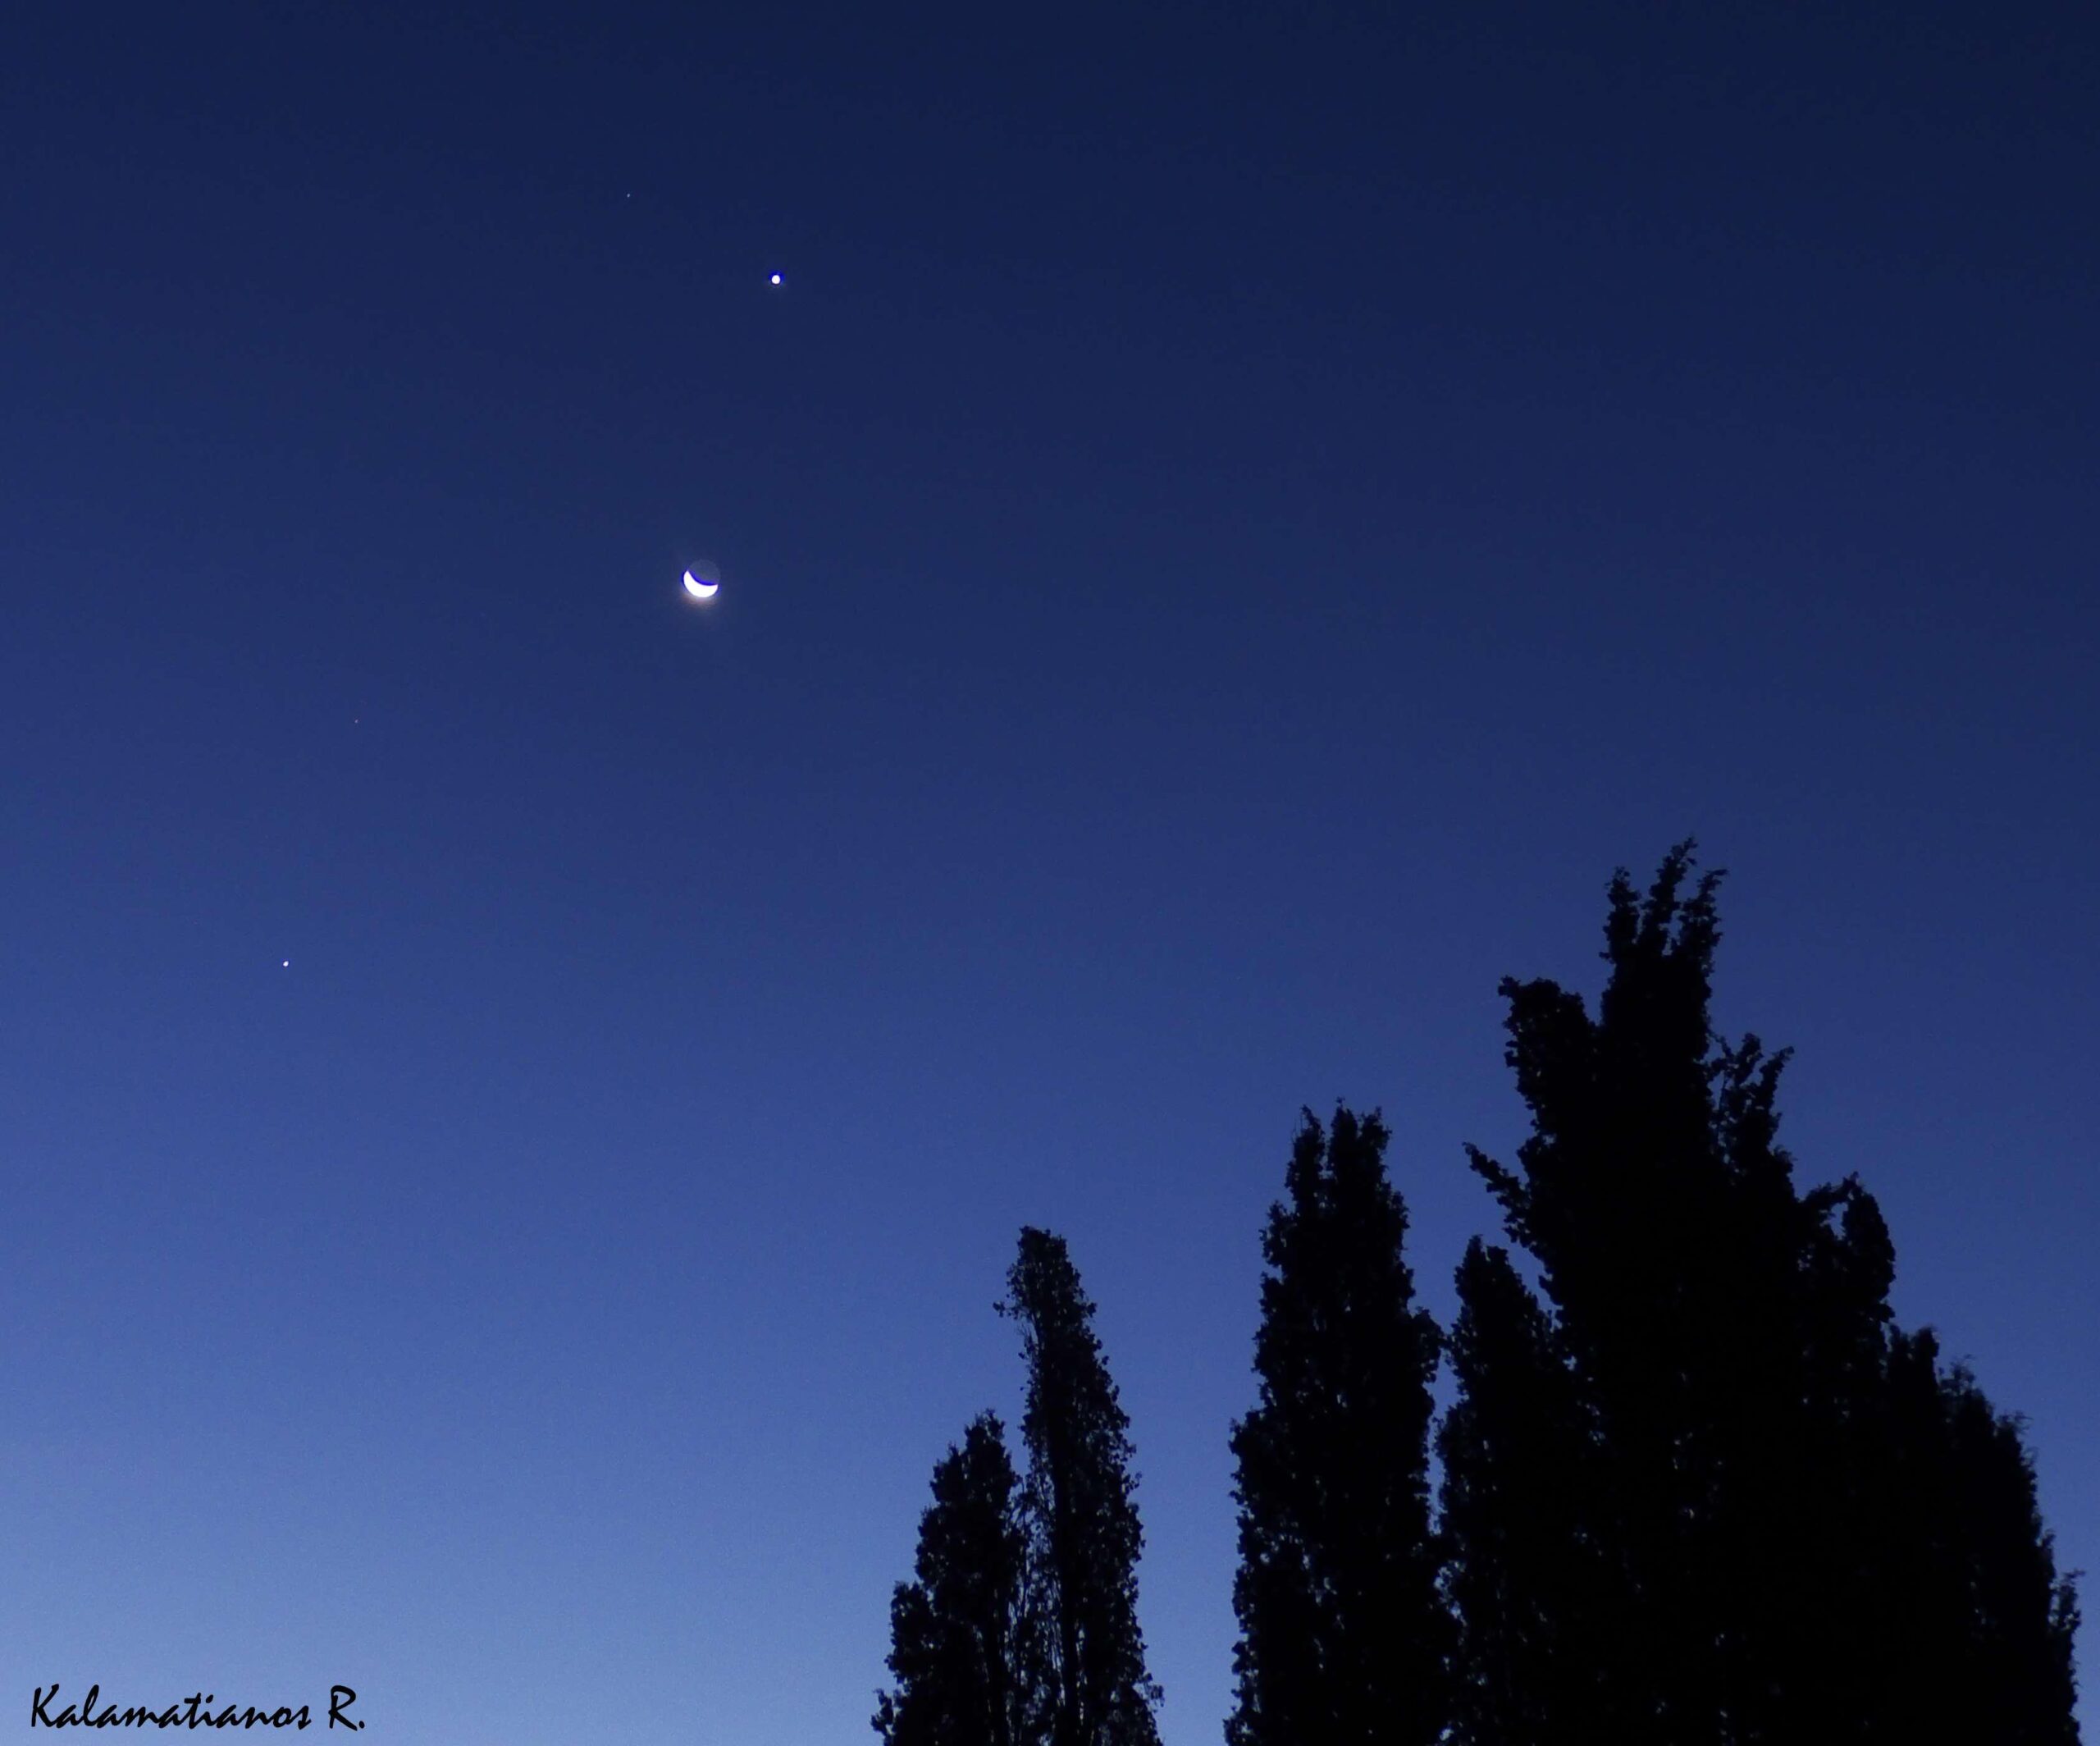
1936 1352 2083 1743
1457 842 2081 1742
1438 1238 1627 1745
874 1412 1029 1746
1000 1227 1162 1746
1853 1328 2084 1744
1462 846 1774 1738
1226 1105 1448 1746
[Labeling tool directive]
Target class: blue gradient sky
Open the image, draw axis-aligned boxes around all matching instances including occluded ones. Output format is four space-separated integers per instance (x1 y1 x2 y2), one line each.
3 4 2094 1739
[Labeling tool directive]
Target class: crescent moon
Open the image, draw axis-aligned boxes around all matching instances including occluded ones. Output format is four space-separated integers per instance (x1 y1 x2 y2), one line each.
682 569 720 601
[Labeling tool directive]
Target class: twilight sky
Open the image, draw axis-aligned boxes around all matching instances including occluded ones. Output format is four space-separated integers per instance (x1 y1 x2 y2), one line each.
3 3 2095 1739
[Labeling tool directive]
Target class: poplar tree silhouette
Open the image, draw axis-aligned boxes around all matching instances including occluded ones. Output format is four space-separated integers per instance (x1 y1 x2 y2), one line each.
1452 842 2082 1742
1000 1227 1162 1746
1856 1328 2084 1743
1226 1105 1448 1746
874 1412 1029 1746
1437 1238 1628 1745
876 1232 1160 1746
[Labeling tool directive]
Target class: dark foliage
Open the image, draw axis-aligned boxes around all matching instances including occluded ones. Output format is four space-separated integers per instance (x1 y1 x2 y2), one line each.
1438 1237 1630 1745
1852 1329 2084 1743
1226 1106 1448 1746
1001 1227 1162 1746
1452 841 2082 1742
877 1230 1159 1746
874 1413 1029 1746
879 843 2080 1746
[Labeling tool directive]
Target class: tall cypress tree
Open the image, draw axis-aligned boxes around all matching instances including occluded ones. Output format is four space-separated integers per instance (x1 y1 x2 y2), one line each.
1226 1105 1448 1746
999 1227 1162 1746
874 1412 1029 1746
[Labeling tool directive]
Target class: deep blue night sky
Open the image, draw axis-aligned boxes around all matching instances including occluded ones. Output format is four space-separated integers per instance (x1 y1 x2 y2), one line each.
4 4 2095 1739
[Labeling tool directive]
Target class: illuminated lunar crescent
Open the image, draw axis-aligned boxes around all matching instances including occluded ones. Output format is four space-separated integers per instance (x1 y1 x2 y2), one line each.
682 564 720 601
